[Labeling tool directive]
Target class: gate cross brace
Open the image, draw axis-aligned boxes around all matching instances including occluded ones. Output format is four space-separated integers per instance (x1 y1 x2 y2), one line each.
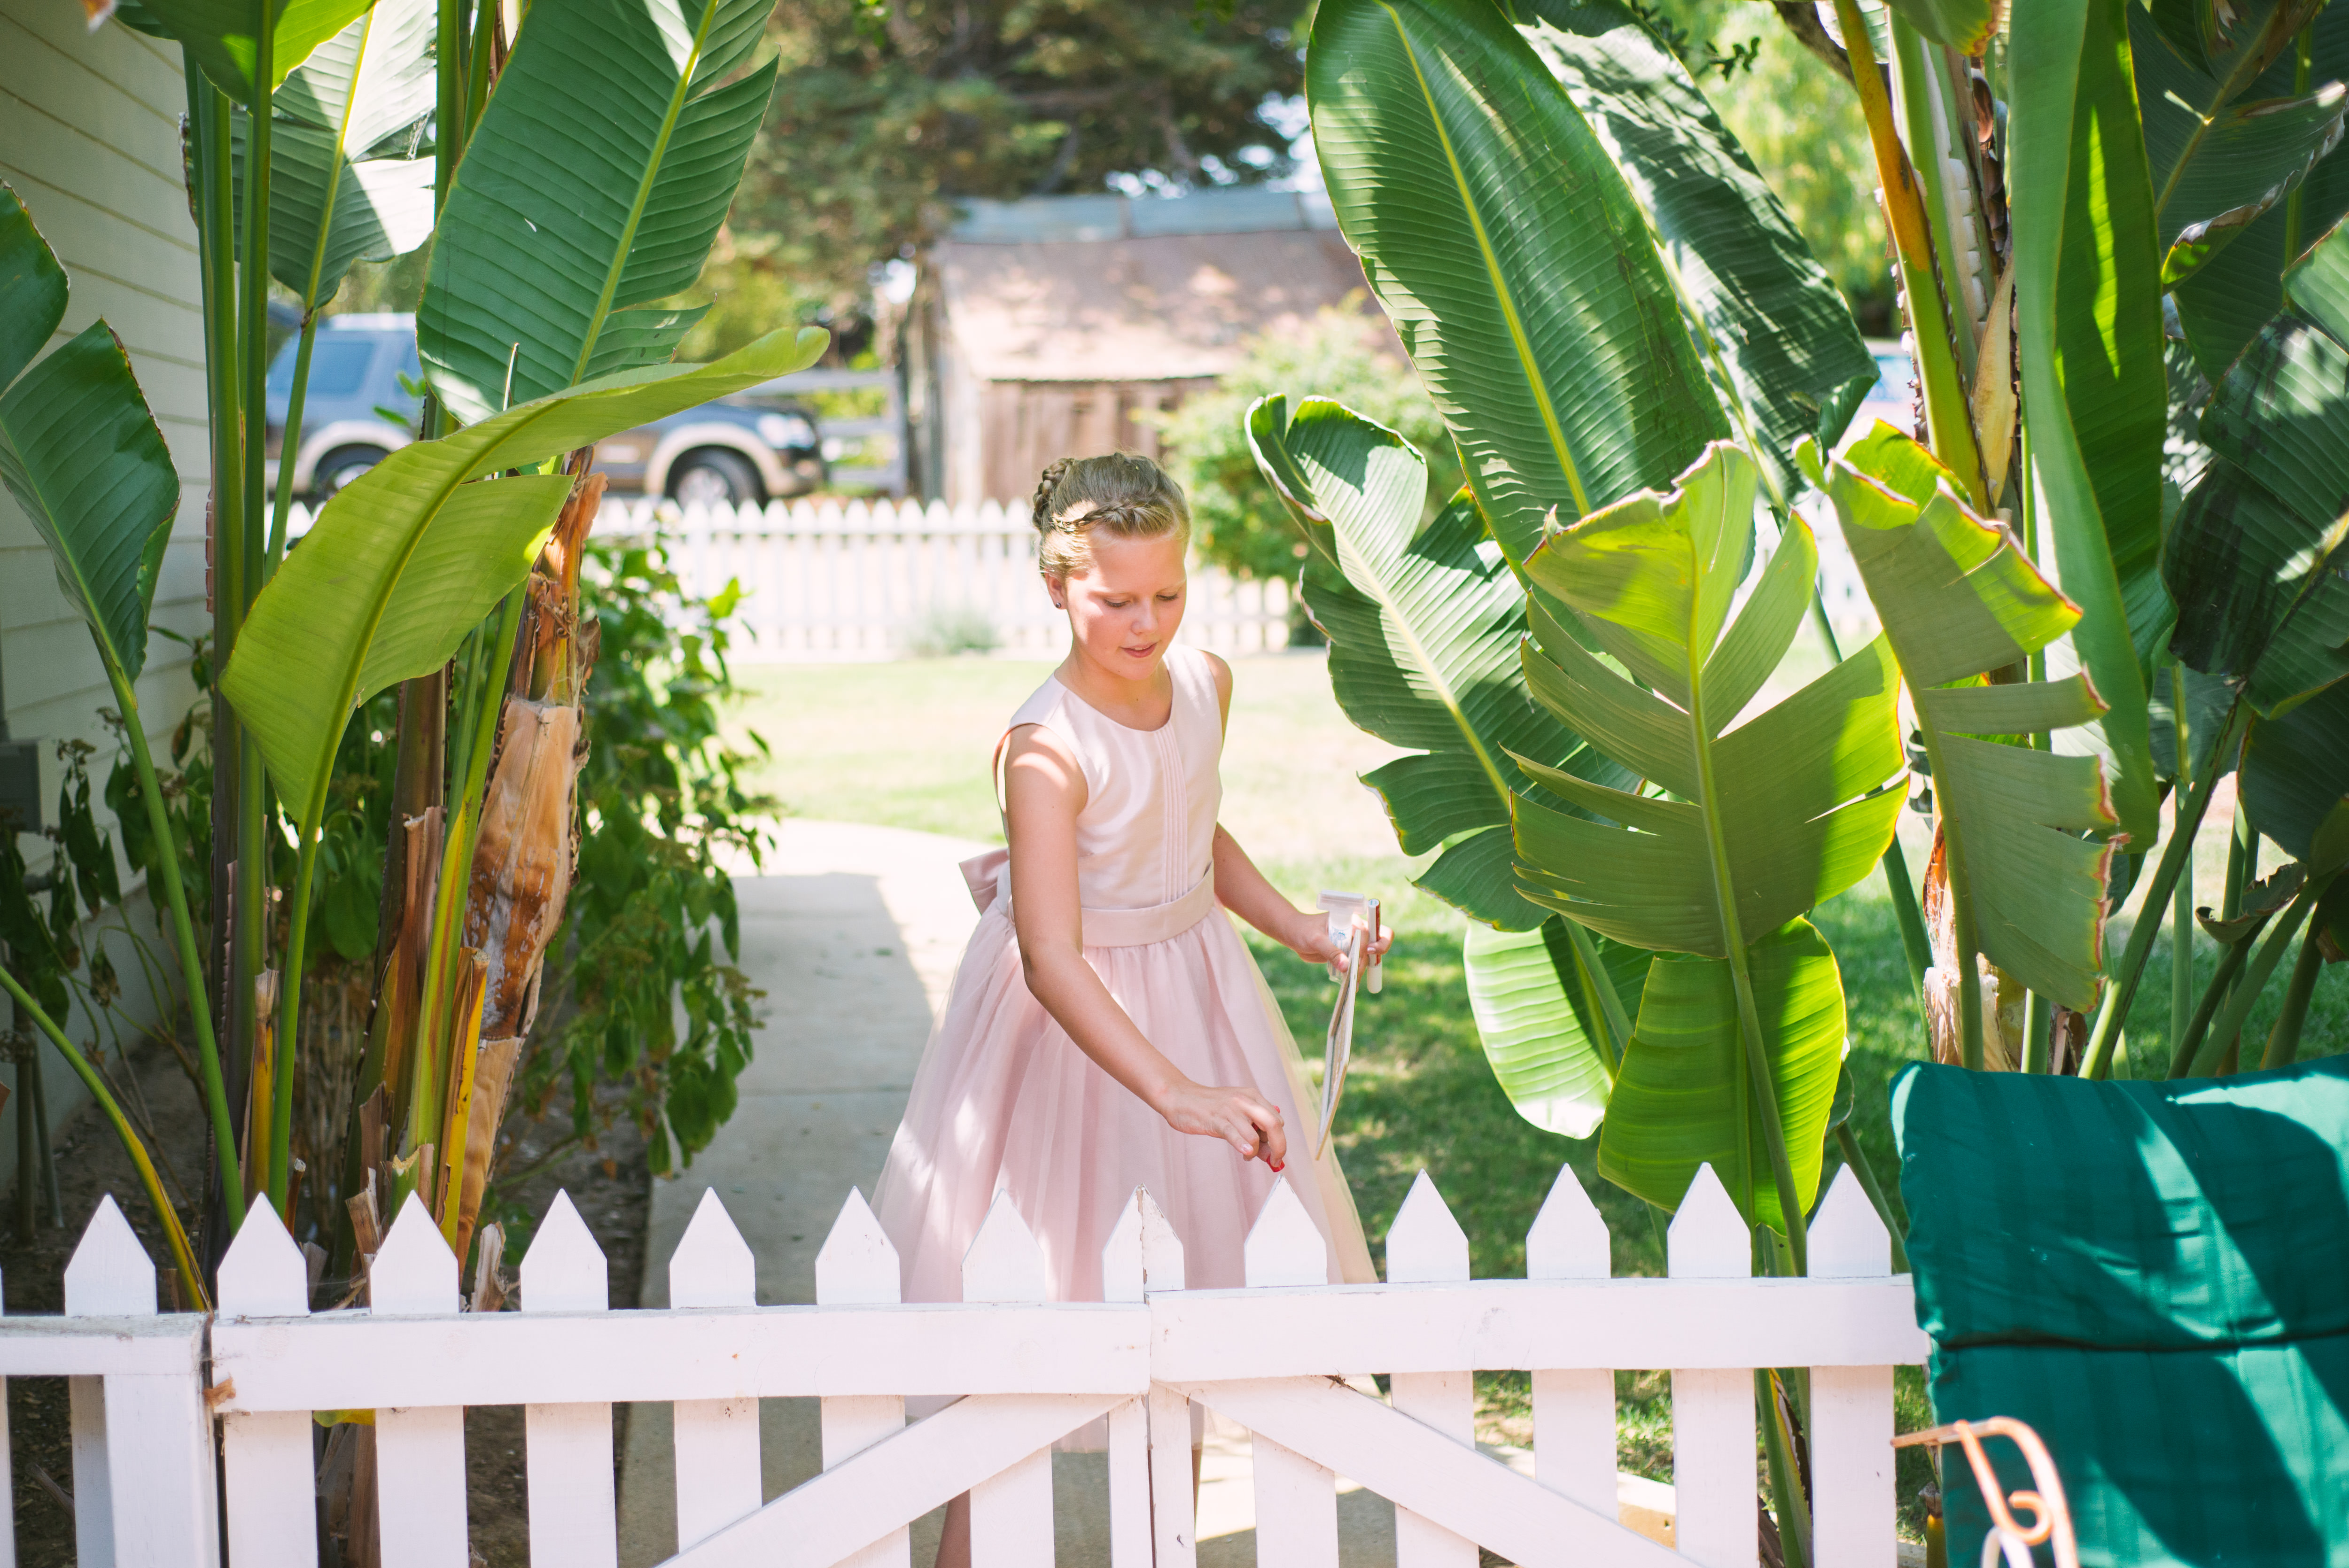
659 1390 1127 1568
1174 1377 1686 1568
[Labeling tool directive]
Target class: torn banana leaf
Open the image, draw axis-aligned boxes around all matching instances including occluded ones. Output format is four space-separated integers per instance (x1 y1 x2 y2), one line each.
1512 442 1905 1228
1802 427 2119 1013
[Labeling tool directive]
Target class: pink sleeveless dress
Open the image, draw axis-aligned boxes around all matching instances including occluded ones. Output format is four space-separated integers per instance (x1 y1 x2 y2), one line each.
871 646 1375 1310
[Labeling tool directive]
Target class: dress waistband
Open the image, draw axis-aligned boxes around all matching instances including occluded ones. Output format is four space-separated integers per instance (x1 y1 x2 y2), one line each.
957 849 1217 947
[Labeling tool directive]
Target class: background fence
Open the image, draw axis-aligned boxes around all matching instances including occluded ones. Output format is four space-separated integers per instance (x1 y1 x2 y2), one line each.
283 494 1880 665
3 1162 1927 1568
603 497 1293 662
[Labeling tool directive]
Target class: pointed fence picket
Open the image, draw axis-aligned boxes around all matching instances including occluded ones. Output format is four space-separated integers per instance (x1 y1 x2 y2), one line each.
669 1187 764 1550
8 1161 1927 1568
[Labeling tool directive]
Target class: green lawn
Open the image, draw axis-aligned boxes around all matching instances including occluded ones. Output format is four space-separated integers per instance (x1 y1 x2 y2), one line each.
730 648 2344 1514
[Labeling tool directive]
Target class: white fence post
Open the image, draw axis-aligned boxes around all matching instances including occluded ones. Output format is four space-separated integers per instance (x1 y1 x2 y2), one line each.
1386 1172 1478 1568
371 1192 468 1567
521 1192 619 1568
1241 1179 1339 1568
217 1195 319 1568
670 1188 764 1551
1526 1164 1617 1516
1669 1165 1759 1568
1807 1168 1899 1568
1098 1195 1154 1568
816 1188 911 1568
1128 1191 1198 1568
961 1193 1056 1568
64 1195 219 1568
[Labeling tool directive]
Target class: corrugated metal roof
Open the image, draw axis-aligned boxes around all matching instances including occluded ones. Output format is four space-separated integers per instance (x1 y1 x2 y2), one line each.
948 186 1339 244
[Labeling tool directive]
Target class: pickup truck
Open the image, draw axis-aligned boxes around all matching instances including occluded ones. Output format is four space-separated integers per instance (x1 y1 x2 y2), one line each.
267 313 825 506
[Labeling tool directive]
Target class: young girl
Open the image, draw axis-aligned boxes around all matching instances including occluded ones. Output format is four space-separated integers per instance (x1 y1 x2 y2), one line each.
871 454 1378 1554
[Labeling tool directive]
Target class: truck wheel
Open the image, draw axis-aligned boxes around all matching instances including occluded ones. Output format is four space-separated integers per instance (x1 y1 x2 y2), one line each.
312 445 390 500
669 449 762 509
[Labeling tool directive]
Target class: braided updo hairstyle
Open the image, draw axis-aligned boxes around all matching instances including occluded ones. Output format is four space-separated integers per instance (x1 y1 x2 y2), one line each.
1031 452 1190 582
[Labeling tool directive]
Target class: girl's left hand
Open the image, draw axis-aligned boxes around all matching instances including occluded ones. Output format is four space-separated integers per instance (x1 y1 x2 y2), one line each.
1287 908 1391 970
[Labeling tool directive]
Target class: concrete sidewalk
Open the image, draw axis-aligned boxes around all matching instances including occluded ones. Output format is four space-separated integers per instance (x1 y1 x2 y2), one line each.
616 819 987 1567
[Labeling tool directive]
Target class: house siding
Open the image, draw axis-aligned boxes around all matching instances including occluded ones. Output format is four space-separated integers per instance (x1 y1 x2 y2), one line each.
2 1 211 1193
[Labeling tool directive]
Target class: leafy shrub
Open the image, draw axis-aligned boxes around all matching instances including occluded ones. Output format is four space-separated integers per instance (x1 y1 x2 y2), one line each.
521 528 776 1176
1154 303 1461 588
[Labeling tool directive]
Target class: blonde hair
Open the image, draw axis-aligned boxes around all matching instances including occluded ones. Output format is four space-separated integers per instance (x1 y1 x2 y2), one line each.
1031 453 1190 581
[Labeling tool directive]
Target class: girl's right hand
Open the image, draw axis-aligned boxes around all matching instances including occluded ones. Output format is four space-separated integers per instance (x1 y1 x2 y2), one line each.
1156 1079 1289 1171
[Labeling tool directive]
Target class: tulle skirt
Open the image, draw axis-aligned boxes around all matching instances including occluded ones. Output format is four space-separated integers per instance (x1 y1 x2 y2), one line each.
872 898 1375 1312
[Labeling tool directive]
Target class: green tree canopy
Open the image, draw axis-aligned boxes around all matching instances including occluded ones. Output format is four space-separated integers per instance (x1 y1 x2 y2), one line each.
731 0 1310 312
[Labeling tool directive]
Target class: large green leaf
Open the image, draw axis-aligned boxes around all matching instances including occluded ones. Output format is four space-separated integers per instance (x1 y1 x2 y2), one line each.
1596 918 1844 1231
1305 0 1722 565
1245 395 1629 929
2240 682 2349 861
1509 442 1899 1231
1464 915 1647 1140
2152 3 2349 375
2008 0 2166 848
1511 443 1907 955
2153 82 2347 287
233 0 436 309
1803 427 2121 1012
1879 0 2002 54
222 325 827 829
1514 5 1876 511
2169 218 2349 715
0 186 179 685
419 0 778 424
135 0 375 104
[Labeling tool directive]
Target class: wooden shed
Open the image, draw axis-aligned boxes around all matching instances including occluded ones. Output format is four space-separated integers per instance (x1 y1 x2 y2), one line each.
900 187 1377 504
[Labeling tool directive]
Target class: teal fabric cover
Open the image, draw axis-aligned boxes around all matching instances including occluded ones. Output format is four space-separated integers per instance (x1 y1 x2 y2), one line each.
1892 1056 2349 1567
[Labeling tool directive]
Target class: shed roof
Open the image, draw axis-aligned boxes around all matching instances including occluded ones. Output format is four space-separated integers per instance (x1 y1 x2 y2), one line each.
936 188 1373 382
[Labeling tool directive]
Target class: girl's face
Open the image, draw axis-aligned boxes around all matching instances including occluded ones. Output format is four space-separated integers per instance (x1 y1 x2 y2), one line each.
1052 530 1188 683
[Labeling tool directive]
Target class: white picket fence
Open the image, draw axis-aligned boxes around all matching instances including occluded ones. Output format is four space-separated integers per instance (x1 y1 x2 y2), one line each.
600 497 1292 661
0 1159 1925 1568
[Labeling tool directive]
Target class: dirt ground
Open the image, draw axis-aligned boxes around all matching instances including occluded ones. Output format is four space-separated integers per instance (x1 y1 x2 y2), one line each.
0 1037 650 1567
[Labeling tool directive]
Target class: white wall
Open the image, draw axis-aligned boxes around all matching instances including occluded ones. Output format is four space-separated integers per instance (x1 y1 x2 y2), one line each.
1 2 211 1188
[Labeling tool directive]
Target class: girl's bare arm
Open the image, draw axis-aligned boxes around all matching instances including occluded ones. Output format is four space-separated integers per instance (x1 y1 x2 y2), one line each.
1005 723 1288 1167
1199 654 1393 969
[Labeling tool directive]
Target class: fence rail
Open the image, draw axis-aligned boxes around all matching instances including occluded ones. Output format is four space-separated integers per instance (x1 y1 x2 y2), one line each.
278 494 1883 665
2 1160 1924 1568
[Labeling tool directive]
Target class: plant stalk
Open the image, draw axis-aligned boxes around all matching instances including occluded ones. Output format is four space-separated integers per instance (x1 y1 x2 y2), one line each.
1691 629 1807 1270
2183 875 2327 1078
265 309 320 577
0 964 209 1310
2165 921 2261 1078
1809 592 1931 1004
1561 917 1632 1070
1760 1367 1814 1568
2260 921 2327 1070
2285 23 2317 263
2082 697 2249 1078
1829 0 1990 509
108 667 244 1232
1833 1124 1910 1271
2170 660 2197 1052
